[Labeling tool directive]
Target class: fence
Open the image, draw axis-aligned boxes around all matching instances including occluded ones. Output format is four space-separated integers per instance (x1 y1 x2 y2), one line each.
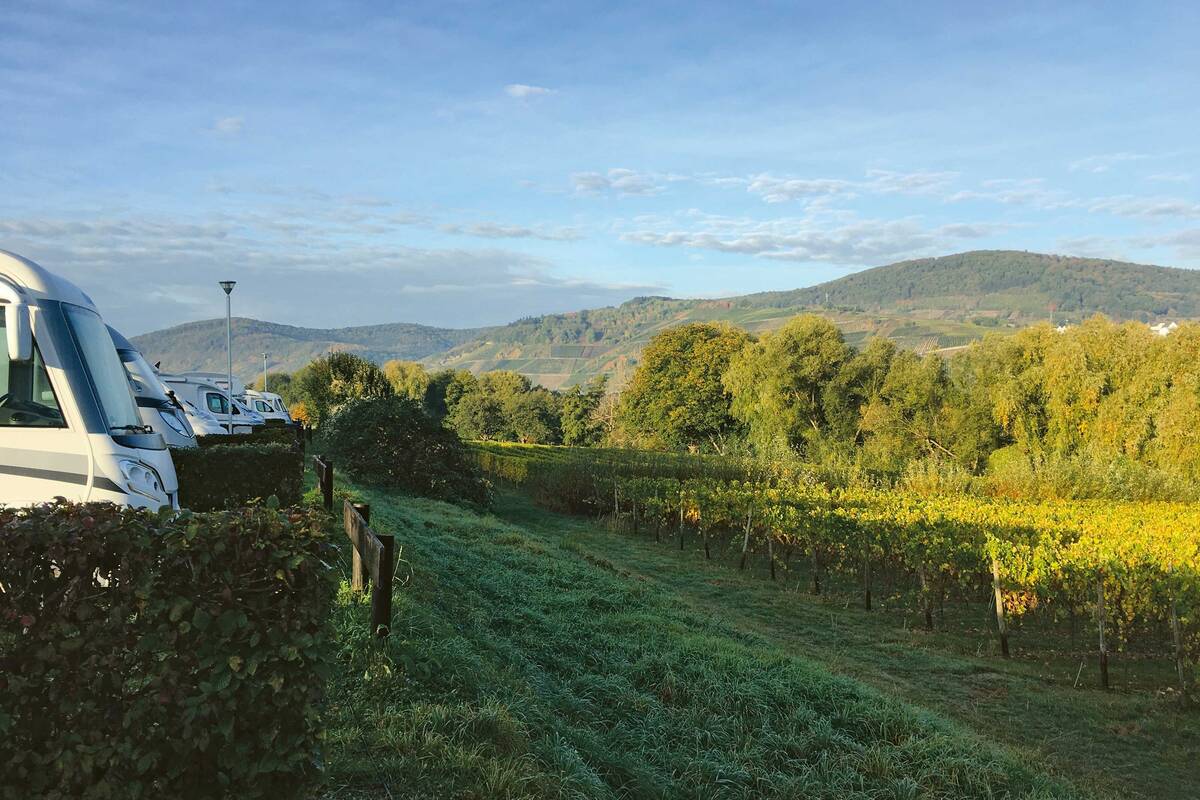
312 453 395 636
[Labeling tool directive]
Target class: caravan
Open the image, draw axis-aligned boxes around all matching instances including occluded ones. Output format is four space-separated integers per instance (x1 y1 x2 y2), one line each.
160 372 265 434
108 326 197 448
0 250 178 509
242 389 295 427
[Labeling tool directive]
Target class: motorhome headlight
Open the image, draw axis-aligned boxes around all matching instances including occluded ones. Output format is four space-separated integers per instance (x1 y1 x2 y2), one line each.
118 459 165 501
159 408 191 437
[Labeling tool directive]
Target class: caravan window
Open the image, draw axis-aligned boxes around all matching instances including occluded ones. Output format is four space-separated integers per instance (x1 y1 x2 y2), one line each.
63 305 141 431
206 392 240 415
255 400 272 413
0 307 65 428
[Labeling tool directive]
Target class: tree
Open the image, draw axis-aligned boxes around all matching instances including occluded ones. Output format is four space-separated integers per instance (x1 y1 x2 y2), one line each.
619 322 752 451
383 360 431 402
561 375 608 447
505 389 561 444
447 390 504 440
292 352 393 427
723 314 850 451
252 371 294 400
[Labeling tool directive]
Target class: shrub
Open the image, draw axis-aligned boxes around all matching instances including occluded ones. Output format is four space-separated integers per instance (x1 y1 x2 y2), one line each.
196 427 301 449
315 397 490 505
0 501 336 799
173 443 304 511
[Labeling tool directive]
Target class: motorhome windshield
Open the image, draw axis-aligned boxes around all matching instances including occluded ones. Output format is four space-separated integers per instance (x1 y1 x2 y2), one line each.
63 305 143 431
117 347 170 403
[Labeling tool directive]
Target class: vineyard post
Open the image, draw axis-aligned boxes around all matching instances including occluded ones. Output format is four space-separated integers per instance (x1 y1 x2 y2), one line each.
1170 597 1190 704
990 555 1009 658
739 509 753 571
811 548 821 595
863 552 872 611
703 523 710 560
679 494 685 551
918 563 933 631
1097 576 1110 690
768 533 776 581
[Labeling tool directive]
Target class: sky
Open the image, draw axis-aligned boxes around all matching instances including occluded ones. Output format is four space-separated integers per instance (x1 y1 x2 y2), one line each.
2 0 1199 335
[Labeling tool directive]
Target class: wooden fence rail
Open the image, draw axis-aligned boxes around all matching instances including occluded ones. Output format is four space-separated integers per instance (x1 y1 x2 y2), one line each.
343 499 394 636
313 455 333 510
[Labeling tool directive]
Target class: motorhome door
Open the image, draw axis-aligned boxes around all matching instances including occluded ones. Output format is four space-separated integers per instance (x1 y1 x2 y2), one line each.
0 306 92 503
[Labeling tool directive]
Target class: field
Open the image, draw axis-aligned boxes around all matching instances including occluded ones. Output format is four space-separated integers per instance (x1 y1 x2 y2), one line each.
316 464 1200 799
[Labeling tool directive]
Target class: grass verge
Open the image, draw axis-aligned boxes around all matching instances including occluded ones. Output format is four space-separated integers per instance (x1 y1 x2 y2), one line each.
316 476 1087 799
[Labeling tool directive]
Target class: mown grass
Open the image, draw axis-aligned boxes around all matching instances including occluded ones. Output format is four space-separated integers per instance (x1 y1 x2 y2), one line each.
315 472 1088 799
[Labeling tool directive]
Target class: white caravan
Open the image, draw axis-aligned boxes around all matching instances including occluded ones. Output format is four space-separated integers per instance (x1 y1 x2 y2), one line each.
0 250 178 509
177 396 228 436
108 326 197 448
160 373 265 434
242 389 295 427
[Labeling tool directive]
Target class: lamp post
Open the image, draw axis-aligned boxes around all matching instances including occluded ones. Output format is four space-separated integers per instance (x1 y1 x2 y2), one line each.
219 280 237 433
262 352 269 393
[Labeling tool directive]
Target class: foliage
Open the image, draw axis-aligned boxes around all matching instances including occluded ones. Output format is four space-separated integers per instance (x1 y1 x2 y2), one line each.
0 501 335 799
619 322 751 451
292 351 393 428
382 359 431 402
172 443 304 511
560 374 608 446
316 397 490 505
195 427 300 449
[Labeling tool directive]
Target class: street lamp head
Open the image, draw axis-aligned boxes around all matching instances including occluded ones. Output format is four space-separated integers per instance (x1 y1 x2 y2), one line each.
219 280 237 295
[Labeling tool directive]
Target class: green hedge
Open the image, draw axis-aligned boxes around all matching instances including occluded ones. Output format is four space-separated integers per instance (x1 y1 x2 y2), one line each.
197 427 301 449
0 501 335 799
172 443 304 511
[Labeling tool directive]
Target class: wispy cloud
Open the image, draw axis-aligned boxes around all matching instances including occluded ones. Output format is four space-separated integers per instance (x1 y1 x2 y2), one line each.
211 116 244 136
1087 195 1200 219
620 213 1002 265
571 168 669 197
440 222 584 241
1069 152 1148 173
504 83 555 99
1146 172 1192 184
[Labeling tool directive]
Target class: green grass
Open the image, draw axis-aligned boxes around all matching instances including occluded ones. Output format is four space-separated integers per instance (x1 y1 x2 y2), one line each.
315 473 1109 799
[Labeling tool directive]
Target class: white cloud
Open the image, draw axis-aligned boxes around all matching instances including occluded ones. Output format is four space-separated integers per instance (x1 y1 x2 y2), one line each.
1087 195 1200 219
211 116 244 136
620 214 1002 265
440 222 583 241
742 175 854 203
1069 152 1148 173
571 168 665 197
1146 172 1192 183
504 83 555 99
864 169 959 195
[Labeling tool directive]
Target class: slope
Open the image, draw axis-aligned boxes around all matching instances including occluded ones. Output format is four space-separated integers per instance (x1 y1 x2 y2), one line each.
131 317 485 377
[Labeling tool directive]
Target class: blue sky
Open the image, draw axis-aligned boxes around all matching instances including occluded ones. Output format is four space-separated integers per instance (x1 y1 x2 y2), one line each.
2 1 1198 335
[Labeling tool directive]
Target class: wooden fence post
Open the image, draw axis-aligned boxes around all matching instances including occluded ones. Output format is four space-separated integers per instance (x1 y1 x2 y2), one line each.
350 503 370 592
313 455 334 511
991 556 1010 658
371 532 394 637
1097 577 1110 690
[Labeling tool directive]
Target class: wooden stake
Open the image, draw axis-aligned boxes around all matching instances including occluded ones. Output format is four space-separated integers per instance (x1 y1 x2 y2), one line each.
811 550 821 595
739 509 752 571
1170 597 1190 705
991 556 1009 658
768 535 776 581
1097 577 1110 690
919 563 933 631
863 555 872 611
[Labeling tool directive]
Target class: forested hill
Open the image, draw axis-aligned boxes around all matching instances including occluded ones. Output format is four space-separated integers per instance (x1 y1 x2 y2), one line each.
754 251 1200 319
131 318 485 377
133 251 1200 389
427 251 1200 388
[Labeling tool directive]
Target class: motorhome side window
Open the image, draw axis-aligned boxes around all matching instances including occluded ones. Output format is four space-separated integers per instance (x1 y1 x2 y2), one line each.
206 392 237 415
0 307 66 427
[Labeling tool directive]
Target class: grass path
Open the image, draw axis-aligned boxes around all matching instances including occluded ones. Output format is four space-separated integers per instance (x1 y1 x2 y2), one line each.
486 490 1200 800
317 477 1099 799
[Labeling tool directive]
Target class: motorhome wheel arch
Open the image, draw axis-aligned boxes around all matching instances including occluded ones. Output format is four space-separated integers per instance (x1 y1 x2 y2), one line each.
0 250 178 509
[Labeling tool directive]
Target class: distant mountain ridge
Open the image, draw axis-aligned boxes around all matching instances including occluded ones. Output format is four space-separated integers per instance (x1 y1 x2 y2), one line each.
133 251 1200 389
131 317 485 377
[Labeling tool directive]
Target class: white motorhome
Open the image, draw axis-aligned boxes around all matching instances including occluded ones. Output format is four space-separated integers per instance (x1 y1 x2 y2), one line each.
242 389 295 427
160 373 265 434
108 326 197 448
0 250 178 509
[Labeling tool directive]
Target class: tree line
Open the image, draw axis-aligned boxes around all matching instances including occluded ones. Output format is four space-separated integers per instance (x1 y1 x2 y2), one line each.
261 312 1200 498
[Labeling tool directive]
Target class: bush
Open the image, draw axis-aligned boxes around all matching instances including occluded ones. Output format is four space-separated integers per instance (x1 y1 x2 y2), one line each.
196 427 301 449
173 443 304 511
316 397 490 505
0 501 336 799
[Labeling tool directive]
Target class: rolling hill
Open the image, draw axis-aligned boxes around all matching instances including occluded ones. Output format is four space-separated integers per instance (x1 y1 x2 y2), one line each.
131 318 486 378
133 251 1200 389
